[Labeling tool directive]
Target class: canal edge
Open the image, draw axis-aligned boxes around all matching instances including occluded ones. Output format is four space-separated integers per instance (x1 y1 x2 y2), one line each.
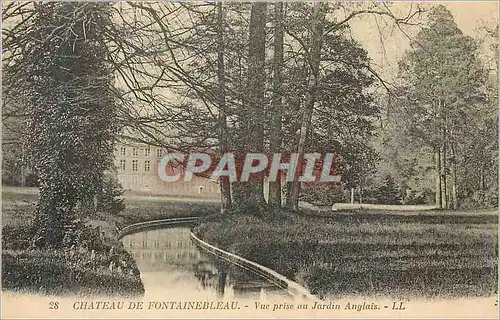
189 231 317 302
117 216 201 239
117 217 317 302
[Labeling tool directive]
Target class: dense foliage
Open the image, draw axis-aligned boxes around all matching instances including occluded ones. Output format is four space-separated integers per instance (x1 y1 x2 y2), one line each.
3 3 119 247
380 5 497 209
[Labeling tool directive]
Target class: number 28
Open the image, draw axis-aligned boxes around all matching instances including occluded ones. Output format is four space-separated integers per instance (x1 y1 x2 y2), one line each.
49 301 59 310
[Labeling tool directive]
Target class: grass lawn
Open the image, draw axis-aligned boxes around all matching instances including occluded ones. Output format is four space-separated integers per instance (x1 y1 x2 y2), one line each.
2 187 220 228
114 192 219 228
194 209 498 299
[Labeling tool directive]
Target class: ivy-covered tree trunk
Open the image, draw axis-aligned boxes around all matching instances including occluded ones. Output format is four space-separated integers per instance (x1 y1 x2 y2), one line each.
8 3 118 248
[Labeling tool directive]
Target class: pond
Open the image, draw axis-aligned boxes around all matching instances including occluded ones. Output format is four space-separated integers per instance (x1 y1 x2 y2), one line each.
121 227 294 301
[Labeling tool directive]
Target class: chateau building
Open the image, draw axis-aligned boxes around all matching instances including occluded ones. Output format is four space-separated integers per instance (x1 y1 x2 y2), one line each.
113 142 220 196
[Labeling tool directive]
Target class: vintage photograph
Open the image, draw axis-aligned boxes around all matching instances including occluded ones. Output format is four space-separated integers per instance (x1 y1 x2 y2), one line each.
1 1 498 318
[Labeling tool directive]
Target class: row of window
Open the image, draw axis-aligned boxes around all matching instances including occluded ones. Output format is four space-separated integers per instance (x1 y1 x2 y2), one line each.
118 146 163 158
130 251 198 260
119 159 151 172
127 239 193 249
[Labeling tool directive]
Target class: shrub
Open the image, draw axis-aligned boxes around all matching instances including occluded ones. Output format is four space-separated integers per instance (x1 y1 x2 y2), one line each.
373 174 402 205
403 188 434 205
2 223 37 250
2 250 144 296
300 184 346 206
461 189 499 209
96 173 125 215
62 218 104 250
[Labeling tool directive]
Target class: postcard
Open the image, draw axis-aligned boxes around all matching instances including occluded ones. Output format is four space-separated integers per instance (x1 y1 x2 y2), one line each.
1 1 498 319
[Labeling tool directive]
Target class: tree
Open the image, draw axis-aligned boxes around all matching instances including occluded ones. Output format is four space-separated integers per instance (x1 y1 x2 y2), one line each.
281 3 385 209
231 3 268 211
375 174 402 205
286 2 326 211
3 3 119 247
280 2 424 210
395 5 488 209
268 2 285 208
216 2 232 213
96 172 125 215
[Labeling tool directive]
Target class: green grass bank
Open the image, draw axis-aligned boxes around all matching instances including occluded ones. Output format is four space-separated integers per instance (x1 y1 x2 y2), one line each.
194 209 498 299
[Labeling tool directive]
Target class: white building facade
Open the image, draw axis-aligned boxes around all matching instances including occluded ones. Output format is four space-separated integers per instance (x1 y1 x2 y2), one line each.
113 142 220 196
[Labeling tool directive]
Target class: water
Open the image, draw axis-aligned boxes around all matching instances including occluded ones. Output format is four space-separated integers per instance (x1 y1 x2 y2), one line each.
121 227 293 301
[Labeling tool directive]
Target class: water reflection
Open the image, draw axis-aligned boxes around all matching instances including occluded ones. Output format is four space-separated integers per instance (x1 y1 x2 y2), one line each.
122 227 292 301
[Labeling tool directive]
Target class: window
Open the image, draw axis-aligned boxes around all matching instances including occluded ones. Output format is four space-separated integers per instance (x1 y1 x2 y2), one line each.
156 149 162 158
132 160 138 171
144 148 150 157
132 147 138 156
144 160 150 172
119 160 126 171
120 147 126 156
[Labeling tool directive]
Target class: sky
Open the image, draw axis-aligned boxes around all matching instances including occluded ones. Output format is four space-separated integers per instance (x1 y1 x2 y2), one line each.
347 1 499 81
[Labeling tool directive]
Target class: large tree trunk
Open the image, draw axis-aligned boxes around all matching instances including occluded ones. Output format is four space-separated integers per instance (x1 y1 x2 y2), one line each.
480 167 486 190
284 181 293 208
441 142 448 209
33 187 67 248
216 1 232 213
232 2 267 211
435 147 442 209
451 142 458 210
20 166 26 187
268 2 284 208
434 99 444 210
20 146 26 187
441 103 448 209
288 2 325 211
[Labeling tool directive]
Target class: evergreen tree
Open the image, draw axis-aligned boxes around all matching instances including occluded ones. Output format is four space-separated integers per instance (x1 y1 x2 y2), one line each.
375 174 402 205
395 5 489 209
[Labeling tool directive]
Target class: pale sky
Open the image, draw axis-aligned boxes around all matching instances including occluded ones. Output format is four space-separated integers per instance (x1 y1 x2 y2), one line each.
348 1 499 81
